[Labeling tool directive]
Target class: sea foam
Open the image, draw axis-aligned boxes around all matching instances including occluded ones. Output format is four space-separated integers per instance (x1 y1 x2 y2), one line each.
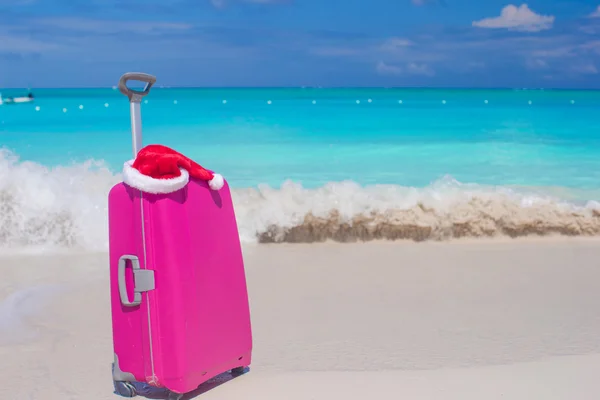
1 149 599 253
0 284 63 345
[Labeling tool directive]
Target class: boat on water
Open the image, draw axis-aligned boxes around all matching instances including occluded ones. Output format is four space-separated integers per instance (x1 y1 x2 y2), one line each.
0 92 35 105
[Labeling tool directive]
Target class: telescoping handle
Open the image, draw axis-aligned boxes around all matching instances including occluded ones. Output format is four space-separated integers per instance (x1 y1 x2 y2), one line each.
118 72 157 157
118 72 156 101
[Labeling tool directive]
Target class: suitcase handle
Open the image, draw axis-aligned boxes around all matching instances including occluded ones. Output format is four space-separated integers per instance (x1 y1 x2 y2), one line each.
117 255 155 309
118 255 142 307
118 72 156 101
118 72 157 157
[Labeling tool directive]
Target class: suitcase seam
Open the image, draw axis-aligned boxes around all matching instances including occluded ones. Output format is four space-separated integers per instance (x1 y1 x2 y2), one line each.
140 192 157 384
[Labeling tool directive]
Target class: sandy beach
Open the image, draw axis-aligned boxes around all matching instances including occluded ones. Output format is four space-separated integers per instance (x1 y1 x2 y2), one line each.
1 238 600 399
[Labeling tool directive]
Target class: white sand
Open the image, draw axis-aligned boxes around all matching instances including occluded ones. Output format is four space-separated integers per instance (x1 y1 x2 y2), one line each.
1 239 600 399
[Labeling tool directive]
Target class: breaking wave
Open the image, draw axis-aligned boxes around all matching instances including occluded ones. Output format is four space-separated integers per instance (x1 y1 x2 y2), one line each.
237 181 600 243
1 148 599 253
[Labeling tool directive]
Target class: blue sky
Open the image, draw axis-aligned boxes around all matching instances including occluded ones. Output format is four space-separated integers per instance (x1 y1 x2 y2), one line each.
0 0 599 88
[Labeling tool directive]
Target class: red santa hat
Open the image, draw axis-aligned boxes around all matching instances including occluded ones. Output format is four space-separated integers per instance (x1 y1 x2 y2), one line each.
122 144 224 194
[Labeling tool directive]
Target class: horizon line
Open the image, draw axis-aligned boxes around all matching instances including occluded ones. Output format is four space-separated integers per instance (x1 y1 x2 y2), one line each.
2 86 600 91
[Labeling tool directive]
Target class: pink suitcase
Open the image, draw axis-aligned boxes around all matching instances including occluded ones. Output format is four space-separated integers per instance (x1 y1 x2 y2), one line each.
108 73 253 399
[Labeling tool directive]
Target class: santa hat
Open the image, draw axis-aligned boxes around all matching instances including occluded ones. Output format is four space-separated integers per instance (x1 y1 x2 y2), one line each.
122 144 224 194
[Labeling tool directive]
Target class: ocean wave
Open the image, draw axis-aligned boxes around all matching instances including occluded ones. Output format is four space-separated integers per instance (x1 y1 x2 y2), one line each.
236 180 600 243
0 149 119 252
1 149 599 253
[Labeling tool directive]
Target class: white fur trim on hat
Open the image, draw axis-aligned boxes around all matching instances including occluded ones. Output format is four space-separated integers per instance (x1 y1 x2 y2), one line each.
208 173 224 190
122 160 189 194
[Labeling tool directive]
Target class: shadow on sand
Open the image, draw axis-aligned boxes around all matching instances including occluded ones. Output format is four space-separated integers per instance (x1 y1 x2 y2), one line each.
114 368 249 399
182 368 248 399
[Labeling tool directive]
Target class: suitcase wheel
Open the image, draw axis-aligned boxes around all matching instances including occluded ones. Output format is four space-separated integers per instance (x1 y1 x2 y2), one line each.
231 366 246 376
167 392 184 400
114 380 137 397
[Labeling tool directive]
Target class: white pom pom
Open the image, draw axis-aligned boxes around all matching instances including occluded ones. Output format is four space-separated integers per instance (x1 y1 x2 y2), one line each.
208 173 224 190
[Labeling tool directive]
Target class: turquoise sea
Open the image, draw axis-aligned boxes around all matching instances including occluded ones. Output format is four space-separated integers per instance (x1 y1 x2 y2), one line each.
1 87 600 251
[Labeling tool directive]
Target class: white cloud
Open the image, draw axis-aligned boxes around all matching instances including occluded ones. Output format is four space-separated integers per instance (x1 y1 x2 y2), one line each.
211 0 285 7
571 63 598 74
472 4 555 32
34 18 192 34
376 61 403 75
380 37 413 52
0 0 35 5
467 61 485 69
531 46 575 58
590 6 600 17
411 0 440 5
0 34 61 53
406 62 435 76
579 25 598 34
526 58 548 69
376 61 434 77
309 46 362 57
580 40 600 54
